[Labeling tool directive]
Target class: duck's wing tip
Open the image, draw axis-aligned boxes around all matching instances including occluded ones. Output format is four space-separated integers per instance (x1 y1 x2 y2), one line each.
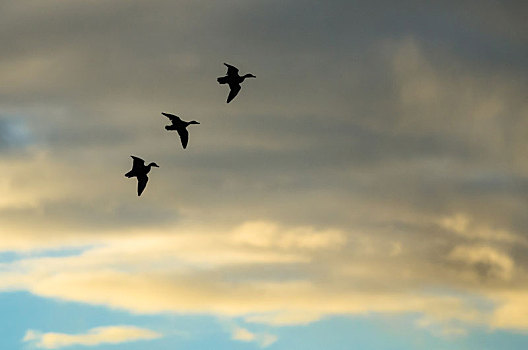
226 84 241 103
177 128 189 149
162 112 180 122
137 175 148 196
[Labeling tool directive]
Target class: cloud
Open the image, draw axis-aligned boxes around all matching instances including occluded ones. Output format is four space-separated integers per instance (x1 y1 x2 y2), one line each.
491 292 528 331
448 245 514 280
0 220 496 331
231 327 277 348
232 327 256 341
439 214 524 244
231 221 346 250
0 32 527 333
245 311 323 326
0 0 527 341
415 316 468 338
22 326 162 349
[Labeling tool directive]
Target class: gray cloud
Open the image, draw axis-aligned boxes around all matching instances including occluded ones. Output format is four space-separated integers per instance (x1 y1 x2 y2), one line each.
0 120 7 150
0 0 527 331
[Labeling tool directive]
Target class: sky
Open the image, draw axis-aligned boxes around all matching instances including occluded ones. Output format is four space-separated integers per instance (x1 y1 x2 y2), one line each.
1 0 528 349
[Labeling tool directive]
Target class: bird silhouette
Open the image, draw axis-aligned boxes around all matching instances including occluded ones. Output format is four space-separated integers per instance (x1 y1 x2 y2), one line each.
162 112 200 149
124 156 159 196
217 63 256 103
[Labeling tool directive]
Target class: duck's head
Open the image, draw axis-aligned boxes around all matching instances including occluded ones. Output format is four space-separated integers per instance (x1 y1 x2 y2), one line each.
244 73 256 78
189 120 200 125
148 162 160 168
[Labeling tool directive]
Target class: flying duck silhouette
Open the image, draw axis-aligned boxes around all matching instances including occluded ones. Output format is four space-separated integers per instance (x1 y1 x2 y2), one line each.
124 156 159 196
217 63 256 103
162 112 200 149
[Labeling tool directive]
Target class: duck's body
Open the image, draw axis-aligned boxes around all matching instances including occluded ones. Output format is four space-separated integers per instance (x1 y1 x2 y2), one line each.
162 112 200 149
217 63 256 103
125 156 159 196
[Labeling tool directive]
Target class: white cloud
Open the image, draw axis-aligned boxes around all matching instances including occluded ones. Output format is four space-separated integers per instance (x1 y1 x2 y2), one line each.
22 326 162 349
231 327 277 348
232 327 256 341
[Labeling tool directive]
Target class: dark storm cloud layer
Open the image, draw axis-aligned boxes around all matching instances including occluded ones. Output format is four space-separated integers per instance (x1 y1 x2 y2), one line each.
0 119 7 150
0 0 526 227
0 0 528 332
2 0 526 105
2 1 524 59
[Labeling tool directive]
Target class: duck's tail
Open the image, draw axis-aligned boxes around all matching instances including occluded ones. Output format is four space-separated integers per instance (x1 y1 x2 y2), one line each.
217 76 228 84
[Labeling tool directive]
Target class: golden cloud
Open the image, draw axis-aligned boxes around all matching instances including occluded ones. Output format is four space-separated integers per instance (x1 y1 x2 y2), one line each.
22 326 161 349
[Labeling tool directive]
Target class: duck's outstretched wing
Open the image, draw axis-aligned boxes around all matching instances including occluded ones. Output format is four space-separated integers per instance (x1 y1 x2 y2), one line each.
131 156 145 170
176 128 189 149
227 83 241 103
224 63 239 76
162 112 182 123
137 174 148 196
